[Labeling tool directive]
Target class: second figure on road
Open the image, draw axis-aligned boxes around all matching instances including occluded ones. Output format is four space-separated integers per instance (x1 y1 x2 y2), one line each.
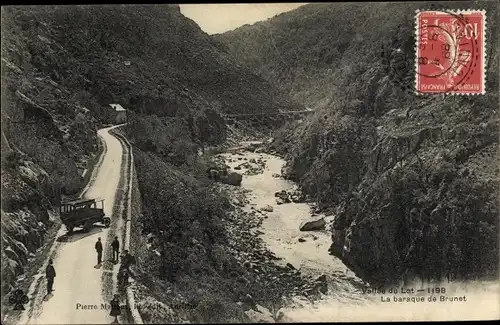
95 237 103 265
111 236 120 263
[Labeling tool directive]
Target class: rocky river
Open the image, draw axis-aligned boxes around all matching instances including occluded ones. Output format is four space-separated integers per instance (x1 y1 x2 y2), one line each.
216 142 500 322
217 144 375 321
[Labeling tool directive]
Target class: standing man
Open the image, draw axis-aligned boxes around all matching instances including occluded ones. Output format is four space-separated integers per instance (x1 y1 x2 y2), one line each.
95 237 103 265
121 250 135 269
46 259 56 295
111 236 120 263
120 250 136 278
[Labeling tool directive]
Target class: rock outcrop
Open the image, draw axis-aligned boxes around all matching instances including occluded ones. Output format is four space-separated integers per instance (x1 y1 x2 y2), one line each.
217 2 500 286
299 216 326 231
220 172 243 186
1 153 57 293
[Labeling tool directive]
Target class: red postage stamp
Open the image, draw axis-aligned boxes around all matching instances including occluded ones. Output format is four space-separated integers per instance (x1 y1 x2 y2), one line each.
415 10 486 95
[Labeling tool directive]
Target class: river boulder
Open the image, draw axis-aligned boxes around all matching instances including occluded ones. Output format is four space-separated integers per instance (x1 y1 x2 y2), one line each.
220 172 243 186
260 205 274 212
274 190 293 204
299 216 326 231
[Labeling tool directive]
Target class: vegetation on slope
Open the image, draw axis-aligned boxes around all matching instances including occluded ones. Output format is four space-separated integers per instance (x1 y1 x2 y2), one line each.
217 1 500 286
124 107 311 322
1 6 101 297
14 4 298 117
1 4 299 315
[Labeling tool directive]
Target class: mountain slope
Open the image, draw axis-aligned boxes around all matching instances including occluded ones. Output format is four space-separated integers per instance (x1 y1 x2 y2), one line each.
1 3 299 312
216 2 500 286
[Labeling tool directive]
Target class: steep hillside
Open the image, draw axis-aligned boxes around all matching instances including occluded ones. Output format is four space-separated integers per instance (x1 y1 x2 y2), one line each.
2 6 101 298
216 2 500 286
1 3 298 307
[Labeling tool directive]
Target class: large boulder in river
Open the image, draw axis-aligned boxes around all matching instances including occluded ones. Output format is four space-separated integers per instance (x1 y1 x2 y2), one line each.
220 172 243 186
299 216 326 231
260 205 274 212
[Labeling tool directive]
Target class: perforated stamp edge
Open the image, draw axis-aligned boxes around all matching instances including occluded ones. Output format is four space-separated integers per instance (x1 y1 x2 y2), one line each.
414 9 487 96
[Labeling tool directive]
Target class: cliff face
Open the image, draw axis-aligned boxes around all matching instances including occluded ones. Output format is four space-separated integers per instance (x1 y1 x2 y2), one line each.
1 4 298 297
217 2 500 286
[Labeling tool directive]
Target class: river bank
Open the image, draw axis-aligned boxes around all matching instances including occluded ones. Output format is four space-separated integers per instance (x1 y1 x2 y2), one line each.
216 144 371 321
216 142 500 322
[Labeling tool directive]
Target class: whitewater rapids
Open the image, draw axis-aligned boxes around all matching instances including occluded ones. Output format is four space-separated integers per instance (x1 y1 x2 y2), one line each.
220 147 500 322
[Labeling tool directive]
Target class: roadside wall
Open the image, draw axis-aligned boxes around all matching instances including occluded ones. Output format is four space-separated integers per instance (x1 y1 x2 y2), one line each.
109 129 144 324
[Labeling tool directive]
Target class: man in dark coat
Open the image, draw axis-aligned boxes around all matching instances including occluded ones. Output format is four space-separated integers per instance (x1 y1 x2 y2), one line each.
95 237 103 265
46 259 56 294
111 236 120 263
121 250 135 270
120 249 137 280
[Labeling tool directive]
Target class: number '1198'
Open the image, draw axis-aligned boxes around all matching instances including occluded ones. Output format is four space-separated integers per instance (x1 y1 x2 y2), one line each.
428 287 446 294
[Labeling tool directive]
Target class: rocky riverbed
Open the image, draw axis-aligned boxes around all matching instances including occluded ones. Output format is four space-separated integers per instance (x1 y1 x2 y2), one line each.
215 142 500 322
216 143 374 322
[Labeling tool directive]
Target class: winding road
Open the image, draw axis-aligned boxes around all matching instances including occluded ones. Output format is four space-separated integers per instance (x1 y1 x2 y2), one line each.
20 125 127 324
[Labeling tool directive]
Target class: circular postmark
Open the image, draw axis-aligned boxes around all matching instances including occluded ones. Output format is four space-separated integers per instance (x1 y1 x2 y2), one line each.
416 9 482 93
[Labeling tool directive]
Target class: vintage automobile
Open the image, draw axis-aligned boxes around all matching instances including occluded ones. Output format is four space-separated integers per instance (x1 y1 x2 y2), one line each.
59 198 110 233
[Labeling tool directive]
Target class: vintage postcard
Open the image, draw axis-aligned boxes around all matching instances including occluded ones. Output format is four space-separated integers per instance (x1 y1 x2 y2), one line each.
1 2 498 324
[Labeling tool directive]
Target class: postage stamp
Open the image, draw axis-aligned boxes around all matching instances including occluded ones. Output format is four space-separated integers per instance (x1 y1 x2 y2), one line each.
415 10 486 95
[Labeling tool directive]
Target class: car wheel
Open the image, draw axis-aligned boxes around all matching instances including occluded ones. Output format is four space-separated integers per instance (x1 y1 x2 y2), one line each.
103 217 111 228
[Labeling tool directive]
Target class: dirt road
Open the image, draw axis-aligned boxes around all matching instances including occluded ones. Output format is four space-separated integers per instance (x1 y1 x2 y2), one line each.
20 125 127 324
